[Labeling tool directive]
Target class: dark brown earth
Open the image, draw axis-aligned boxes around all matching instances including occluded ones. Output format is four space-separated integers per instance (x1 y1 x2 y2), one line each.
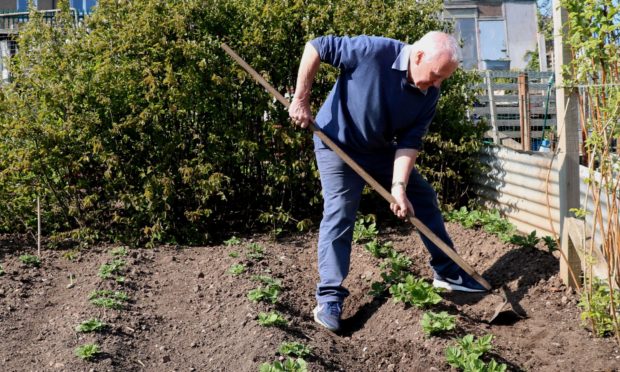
1 222 619 372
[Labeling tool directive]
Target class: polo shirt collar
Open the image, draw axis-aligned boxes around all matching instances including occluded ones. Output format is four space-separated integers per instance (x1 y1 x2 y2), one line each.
391 44 427 95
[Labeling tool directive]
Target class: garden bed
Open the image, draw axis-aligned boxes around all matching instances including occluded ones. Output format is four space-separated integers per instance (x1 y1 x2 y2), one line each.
0 222 619 371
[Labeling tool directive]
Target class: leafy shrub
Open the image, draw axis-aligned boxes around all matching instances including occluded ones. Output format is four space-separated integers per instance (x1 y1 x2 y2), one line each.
19 254 41 268
421 311 456 336
364 239 394 259
578 279 620 337
445 334 507 372
353 214 378 243
74 343 101 361
248 285 280 304
509 231 540 249
278 341 312 357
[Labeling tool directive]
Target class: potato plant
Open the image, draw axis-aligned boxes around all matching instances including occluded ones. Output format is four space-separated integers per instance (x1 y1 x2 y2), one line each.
421 311 456 336
74 343 101 361
257 312 287 327
260 357 307 372
75 318 107 333
19 254 41 268
88 290 128 310
278 342 312 358
389 275 443 308
445 334 507 372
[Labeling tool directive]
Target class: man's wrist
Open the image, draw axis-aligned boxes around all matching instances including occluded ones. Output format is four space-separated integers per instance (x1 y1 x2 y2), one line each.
391 181 407 189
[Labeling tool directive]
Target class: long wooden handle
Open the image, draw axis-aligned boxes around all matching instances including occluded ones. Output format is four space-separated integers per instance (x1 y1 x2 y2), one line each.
221 43 492 290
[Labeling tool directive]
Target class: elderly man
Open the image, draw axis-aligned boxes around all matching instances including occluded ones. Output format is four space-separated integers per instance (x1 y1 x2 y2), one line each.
289 32 487 332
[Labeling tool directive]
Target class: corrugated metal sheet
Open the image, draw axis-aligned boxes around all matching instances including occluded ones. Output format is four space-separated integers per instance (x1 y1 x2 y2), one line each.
475 146 617 243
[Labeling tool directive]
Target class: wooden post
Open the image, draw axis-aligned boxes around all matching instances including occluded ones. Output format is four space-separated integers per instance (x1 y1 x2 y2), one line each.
561 217 583 288
485 70 500 145
518 73 531 150
553 0 581 288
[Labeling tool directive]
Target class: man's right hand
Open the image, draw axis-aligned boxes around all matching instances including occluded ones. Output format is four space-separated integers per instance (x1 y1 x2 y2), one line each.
288 97 313 128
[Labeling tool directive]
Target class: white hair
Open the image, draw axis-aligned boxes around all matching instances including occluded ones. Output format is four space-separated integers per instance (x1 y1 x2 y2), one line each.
412 31 461 64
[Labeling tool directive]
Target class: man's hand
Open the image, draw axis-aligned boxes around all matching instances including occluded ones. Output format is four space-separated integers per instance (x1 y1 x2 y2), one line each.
390 184 414 219
289 97 313 128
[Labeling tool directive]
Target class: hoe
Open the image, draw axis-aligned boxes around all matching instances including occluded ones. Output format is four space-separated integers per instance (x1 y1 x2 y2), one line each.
221 43 523 325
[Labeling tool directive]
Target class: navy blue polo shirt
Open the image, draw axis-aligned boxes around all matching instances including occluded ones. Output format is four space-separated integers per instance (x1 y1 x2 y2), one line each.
309 35 440 154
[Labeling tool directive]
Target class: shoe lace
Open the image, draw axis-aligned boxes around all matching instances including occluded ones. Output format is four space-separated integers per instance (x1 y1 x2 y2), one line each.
326 302 342 317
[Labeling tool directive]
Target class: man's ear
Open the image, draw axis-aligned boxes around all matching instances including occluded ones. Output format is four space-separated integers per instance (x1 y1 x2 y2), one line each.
414 50 424 65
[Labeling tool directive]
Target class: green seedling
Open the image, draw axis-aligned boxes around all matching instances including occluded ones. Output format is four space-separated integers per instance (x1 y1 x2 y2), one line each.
390 275 443 308
67 273 75 288
0 264 5 276
257 311 287 327
421 311 456 336
509 230 540 249
353 215 378 243
62 249 80 261
578 278 620 337
445 207 515 242
252 275 282 287
75 318 107 333
248 285 280 304
228 251 239 258
19 254 41 268
228 263 246 275
260 357 308 372
246 242 265 260
74 343 101 361
278 341 312 357
445 334 507 372
98 259 126 282
364 239 394 259
224 236 242 246
542 236 558 253
88 290 128 310
110 246 128 257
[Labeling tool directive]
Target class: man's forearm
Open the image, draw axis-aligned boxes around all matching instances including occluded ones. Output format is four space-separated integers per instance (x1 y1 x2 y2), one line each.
293 43 321 102
392 148 419 186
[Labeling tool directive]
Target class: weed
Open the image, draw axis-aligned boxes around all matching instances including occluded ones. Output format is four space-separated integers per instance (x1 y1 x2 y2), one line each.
353 214 378 243
578 278 620 337
75 318 107 333
542 236 558 253
364 239 394 259
260 357 308 372
278 341 312 357
19 254 41 267
225 236 242 246
390 275 443 308
248 285 280 304
98 259 126 281
246 242 265 261
62 249 80 261
228 263 246 275
110 246 128 257
0 264 4 276
88 290 128 310
228 251 239 258
509 231 540 249
421 311 456 336
445 334 507 372
257 311 287 327
74 343 101 361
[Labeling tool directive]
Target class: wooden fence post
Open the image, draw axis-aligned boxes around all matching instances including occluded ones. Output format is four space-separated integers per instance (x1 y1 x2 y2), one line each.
518 72 531 150
485 70 500 145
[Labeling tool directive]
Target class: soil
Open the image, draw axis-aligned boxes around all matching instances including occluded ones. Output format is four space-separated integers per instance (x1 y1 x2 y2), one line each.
0 222 619 372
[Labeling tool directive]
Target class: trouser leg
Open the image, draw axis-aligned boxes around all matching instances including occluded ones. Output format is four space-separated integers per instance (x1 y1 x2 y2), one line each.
314 147 365 304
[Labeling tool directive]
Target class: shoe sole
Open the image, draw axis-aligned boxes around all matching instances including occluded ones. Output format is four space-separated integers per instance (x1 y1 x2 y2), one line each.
433 279 487 293
312 307 339 332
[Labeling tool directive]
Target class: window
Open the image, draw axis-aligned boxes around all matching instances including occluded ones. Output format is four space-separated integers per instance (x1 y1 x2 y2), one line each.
17 0 31 11
70 0 97 13
454 18 478 70
479 20 507 61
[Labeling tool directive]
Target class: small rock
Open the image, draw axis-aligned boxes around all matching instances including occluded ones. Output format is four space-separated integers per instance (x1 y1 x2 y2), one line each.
161 355 171 363
198 272 205 279
387 364 395 371
561 296 568 304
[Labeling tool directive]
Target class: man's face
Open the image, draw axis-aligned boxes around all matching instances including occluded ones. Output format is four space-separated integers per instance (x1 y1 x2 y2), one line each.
409 50 458 91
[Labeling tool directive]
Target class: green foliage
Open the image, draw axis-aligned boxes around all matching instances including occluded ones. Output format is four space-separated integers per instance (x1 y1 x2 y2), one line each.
444 207 515 242
541 236 558 253
278 341 312 357
445 334 507 372
74 343 101 361
509 231 540 250
421 311 456 336
19 254 41 267
390 275 443 308
110 246 128 257
98 259 126 281
0 264 4 276
578 279 620 337
260 357 308 372
0 0 483 244
228 263 246 275
248 285 280 304
257 311 287 327
88 290 128 310
364 239 393 259
62 249 80 261
228 251 239 258
75 318 107 333
353 214 378 243
224 236 241 246
246 242 265 261
370 249 412 297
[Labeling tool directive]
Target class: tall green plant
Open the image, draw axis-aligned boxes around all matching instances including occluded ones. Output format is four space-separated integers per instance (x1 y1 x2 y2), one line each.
561 0 620 341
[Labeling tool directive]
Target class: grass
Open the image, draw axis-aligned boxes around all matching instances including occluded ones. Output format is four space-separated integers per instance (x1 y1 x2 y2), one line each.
75 318 107 333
